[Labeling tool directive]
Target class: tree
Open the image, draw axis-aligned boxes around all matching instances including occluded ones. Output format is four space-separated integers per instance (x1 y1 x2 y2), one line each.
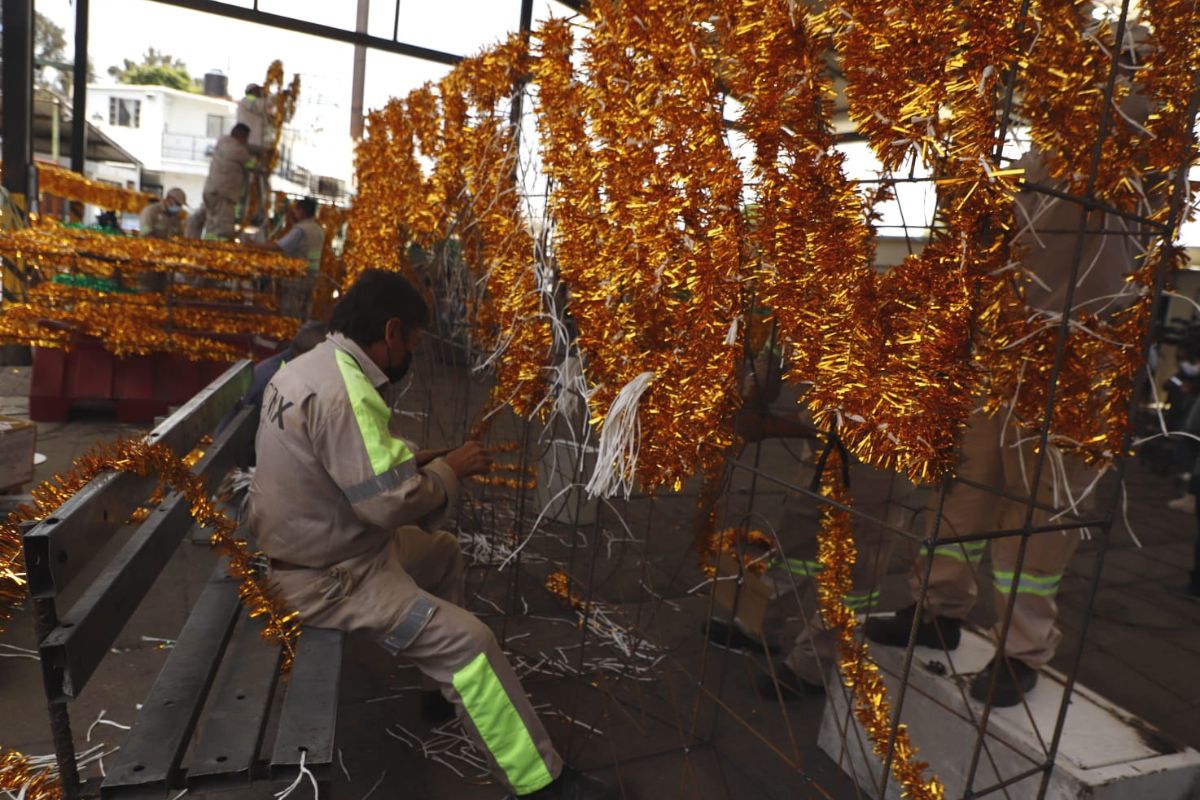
0 11 92 95
33 12 68 92
108 48 199 93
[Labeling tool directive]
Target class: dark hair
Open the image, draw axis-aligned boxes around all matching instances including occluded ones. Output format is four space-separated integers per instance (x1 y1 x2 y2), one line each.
291 321 329 356
329 270 429 347
296 197 318 218
231 122 251 137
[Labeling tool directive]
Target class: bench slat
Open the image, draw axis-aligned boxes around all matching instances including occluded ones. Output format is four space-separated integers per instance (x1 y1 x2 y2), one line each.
23 360 252 599
40 407 259 701
271 627 345 780
101 565 241 800
186 609 283 791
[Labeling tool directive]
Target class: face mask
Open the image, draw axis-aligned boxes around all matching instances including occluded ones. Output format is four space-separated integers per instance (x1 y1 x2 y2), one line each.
384 340 413 384
1182 361 1200 377
165 203 180 214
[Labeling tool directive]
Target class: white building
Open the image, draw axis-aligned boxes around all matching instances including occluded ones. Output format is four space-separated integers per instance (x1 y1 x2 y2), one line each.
85 78 322 216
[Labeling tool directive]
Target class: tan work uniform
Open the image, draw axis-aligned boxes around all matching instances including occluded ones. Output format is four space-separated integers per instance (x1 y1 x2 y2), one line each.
236 94 273 156
275 217 326 319
138 201 183 240
911 146 1139 667
249 333 561 796
203 134 254 239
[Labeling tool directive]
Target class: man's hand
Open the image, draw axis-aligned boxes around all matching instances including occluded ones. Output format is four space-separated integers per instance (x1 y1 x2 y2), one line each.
415 448 451 466
444 441 491 479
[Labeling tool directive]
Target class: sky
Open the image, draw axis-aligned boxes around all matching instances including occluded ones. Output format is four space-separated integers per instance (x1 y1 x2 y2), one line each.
36 0 581 182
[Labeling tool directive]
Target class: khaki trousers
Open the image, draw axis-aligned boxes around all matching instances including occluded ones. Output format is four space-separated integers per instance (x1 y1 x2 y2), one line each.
909 412 1089 667
203 191 237 240
783 464 914 684
270 528 563 795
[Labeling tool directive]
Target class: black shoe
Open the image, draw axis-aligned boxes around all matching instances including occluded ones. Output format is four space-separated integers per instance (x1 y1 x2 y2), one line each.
863 604 961 650
517 766 615 799
969 656 1038 707
755 663 824 701
420 690 456 724
706 618 779 655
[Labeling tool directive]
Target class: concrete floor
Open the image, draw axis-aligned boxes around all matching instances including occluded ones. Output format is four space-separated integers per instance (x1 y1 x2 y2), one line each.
0 357 1198 800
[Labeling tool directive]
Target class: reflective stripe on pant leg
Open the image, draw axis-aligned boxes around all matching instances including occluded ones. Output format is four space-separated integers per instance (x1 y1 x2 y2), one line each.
992 569 1062 597
842 589 880 611
932 540 986 564
452 651 554 795
770 557 823 577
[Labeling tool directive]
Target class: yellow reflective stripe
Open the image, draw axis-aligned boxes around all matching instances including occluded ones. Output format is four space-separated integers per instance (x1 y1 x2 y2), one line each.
933 541 986 564
993 569 1062 597
770 557 824 576
452 652 554 794
334 349 414 476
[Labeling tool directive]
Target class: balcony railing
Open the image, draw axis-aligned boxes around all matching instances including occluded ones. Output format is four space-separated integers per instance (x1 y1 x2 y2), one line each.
162 132 216 163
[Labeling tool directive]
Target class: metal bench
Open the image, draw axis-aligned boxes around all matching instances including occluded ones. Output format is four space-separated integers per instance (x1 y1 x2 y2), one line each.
21 361 345 800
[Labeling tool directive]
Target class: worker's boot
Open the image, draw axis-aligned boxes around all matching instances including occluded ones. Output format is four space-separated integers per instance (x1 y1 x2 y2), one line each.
754 662 824 702
705 617 779 655
862 604 961 650
969 656 1038 707
516 766 616 800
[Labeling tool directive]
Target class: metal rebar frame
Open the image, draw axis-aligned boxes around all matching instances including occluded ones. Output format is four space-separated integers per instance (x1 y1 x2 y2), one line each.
23 1 1184 797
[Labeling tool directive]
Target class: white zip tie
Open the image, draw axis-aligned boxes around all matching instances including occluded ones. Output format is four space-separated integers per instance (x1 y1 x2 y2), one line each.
274 750 319 800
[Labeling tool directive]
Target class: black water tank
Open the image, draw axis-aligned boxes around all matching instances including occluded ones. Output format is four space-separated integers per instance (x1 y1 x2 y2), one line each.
203 71 228 98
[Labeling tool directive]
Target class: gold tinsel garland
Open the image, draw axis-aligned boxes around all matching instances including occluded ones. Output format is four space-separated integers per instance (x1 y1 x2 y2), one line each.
37 163 153 214
262 61 301 178
814 451 943 800
534 3 747 492
978 0 1200 466
0 749 60 800
345 37 552 417
0 222 307 281
0 281 300 361
0 437 299 657
0 438 300 800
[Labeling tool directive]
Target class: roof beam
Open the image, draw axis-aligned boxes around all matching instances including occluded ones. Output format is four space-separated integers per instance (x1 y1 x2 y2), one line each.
142 0 464 65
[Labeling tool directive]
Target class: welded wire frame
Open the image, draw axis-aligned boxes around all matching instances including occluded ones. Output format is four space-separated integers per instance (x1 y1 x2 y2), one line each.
378 5 1198 800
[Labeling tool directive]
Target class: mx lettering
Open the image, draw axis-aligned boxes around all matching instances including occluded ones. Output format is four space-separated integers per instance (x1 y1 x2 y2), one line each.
265 386 294 430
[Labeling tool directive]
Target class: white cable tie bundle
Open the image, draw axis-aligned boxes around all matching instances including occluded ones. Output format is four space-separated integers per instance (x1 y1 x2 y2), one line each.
584 371 655 500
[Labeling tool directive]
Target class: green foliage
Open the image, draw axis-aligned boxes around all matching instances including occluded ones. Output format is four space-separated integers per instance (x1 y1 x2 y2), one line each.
108 48 199 93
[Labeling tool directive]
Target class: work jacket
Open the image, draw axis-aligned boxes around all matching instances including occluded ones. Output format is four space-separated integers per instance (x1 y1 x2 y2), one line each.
204 134 254 201
249 333 459 572
277 217 326 273
236 94 272 150
137 201 183 240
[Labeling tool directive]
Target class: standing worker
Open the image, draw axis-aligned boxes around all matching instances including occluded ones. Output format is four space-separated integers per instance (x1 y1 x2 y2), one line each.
203 123 256 240
249 270 613 800
236 83 273 157
138 187 187 240
249 196 324 318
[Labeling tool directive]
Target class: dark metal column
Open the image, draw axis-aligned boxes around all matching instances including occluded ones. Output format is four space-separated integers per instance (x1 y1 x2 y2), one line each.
70 0 90 173
2 0 35 207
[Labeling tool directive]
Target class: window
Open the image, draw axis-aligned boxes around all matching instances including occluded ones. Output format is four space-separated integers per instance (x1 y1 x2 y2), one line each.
108 97 141 128
206 114 227 139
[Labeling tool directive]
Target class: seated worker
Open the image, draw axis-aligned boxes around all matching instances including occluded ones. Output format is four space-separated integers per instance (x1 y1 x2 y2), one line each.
250 197 325 319
249 270 613 800
139 187 187 239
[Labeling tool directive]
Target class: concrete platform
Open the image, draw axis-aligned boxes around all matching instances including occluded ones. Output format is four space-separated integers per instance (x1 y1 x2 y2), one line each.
818 622 1200 799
